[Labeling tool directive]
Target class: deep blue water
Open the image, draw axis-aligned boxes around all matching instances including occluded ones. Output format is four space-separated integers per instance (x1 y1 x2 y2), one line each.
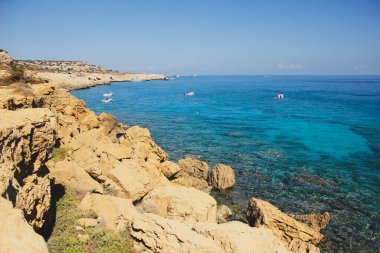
72 76 380 252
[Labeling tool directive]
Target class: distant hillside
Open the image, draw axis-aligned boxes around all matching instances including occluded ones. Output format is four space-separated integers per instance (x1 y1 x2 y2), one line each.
15 60 112 73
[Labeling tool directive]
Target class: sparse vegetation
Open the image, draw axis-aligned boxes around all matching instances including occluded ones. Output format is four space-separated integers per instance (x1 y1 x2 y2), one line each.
0 62 43 85
47 189 135 253
51 147 72 162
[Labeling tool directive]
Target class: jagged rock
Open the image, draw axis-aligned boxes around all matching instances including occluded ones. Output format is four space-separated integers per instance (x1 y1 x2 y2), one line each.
217 204 232 223
131 213 224 253
191 221 289 253
0 49 13 65
109 159 168 201
246 197 323 253
158 160 181 178
137 185 217 223
98 112 126 141
77 218 98 227
15 175 51 230
48 160 103 197
0 197 48 253
120 125 169 162
288 212 330 231
0 108 56 229
79 193 139 231
208 164 236 190
0 108 57 172
172 157 211 192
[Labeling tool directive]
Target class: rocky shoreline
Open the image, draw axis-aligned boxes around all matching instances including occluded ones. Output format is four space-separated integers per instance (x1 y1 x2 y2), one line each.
0 50 330 253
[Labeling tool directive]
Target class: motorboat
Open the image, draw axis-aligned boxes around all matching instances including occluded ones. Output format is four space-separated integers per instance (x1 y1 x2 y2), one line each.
103 92 113 97
184 91 195 96
101 98 112 103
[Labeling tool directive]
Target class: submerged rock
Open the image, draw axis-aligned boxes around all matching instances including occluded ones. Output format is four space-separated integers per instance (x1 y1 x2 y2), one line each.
208 164 236 190
247 197 325 253
288 212 330 231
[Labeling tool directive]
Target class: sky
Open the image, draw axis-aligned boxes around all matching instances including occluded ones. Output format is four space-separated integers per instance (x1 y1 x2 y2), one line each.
0 0 379 75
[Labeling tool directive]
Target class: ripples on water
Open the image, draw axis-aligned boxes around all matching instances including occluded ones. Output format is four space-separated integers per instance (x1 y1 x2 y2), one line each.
72 76 380 252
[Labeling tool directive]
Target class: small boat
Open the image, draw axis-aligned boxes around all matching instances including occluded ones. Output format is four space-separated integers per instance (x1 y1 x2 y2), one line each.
184 91 195 96
103 92 113 97
101 98 112 103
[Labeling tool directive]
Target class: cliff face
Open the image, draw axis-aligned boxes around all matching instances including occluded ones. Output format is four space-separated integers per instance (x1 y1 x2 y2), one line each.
0 83 327 253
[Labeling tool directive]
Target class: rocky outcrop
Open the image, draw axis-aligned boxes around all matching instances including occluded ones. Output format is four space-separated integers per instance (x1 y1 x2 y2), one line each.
190 221 289 253
137 185 217 223
0 49 13 65
247 197 324 253
79 193 139 231
0 197 48 253
0 108 56 229
110 159 169 201
288 212 330 232
47 160 104 197
131 213 224 253
172 157 211 192
208 164 236 190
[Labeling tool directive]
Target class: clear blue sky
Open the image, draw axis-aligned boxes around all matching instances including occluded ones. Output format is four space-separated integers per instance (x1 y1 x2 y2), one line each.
0 0 379 75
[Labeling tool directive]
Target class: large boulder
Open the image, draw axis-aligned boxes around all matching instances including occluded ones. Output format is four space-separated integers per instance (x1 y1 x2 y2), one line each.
158 160 181 178
109 159 169 201
208 164 236 190
0 197 48 253
172 157 211 192
246 197 323 253
191 221 289 253
48 160 103 197
120 125 169 162
137 185 217 223
79 193 139 231
131 213 224 253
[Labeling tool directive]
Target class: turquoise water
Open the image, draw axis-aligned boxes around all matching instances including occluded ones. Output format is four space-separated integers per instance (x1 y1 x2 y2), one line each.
72 76 380 252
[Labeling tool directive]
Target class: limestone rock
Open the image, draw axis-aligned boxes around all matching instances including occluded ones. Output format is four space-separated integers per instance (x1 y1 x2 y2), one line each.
191 221 289 253
15 175 51 230
158 160 181 178
288 212 330 231
109 159 168 201
120 125 169 162
79 193 139 231
0 108 56 229
209 164 236 190
48 160 103 196
246 197 323 252
0 49 13 65
0 197 48 253
216 204 232 223
172 157 211 192
131 213 224 253
0 108 57 173
137 185 217 223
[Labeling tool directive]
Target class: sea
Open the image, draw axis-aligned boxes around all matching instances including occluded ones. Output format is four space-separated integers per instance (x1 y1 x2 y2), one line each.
71 75 380 252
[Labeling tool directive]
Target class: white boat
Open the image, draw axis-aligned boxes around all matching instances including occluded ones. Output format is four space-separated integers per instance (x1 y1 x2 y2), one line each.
184 91 195 96
103 92 113 97
101 98 112 103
